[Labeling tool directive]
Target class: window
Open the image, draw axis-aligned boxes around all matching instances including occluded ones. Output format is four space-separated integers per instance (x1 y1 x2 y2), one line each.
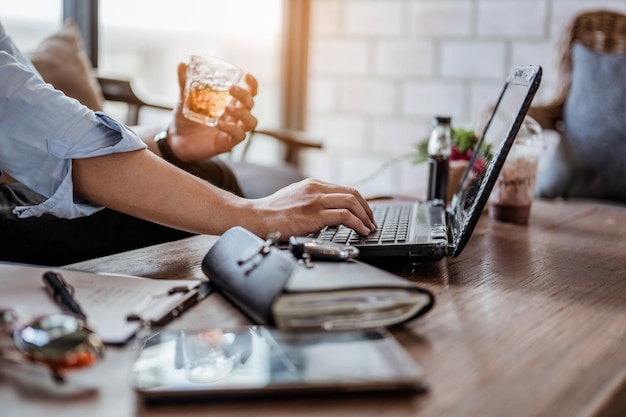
98 0 283 128
2 0 283 128
0 1 62 50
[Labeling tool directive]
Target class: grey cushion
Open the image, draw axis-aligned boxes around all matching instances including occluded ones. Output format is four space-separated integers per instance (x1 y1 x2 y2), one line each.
536 42 626 201
28 20 104 112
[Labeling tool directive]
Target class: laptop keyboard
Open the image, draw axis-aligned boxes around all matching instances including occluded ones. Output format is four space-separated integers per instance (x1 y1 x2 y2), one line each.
317 203 413 245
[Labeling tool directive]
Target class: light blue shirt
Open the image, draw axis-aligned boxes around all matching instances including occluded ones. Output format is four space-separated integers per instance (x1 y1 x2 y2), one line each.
0 21 146 219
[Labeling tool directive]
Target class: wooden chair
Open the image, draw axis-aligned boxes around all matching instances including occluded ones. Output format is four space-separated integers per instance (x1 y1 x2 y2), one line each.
527 10 626 131
96 76 172 126
96 76 322 170
242 128 322 167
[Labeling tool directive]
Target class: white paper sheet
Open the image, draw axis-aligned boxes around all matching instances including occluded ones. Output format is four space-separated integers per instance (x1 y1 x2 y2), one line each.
0 262 203 344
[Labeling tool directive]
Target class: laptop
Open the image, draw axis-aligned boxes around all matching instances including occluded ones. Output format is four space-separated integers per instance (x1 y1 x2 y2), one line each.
315 65 542 263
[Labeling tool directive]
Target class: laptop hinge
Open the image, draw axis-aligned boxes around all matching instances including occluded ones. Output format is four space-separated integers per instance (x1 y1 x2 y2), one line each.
445 204 462 257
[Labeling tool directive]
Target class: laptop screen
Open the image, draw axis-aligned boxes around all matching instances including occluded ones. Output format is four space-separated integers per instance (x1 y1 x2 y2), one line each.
448 65 542 257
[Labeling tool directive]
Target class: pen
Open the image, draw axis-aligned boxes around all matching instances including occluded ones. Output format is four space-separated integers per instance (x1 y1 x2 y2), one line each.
42 271 87 320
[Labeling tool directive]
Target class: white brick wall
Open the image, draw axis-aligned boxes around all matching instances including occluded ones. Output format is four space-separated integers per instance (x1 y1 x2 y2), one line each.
403 81 465 120
440 41 507 78
375 40 434 77
309 40 369 75
410 1 472 37
305 0 626 196
345 1 406 36
477 1 546 38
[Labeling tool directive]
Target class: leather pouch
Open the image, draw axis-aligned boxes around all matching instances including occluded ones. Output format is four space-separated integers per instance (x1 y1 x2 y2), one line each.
202 226 434 330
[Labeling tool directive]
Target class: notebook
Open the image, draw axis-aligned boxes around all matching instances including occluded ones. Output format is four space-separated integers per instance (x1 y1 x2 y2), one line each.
316 65 542 262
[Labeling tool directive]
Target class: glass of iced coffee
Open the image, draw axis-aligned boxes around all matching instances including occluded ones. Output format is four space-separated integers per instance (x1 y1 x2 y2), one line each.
183 54 244 126
488 116 543 224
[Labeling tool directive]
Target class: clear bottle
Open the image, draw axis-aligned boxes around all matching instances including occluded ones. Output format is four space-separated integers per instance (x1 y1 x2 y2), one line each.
427 115 452 204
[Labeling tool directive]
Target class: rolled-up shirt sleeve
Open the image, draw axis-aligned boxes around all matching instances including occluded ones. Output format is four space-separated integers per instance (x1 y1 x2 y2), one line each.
0 26 146 219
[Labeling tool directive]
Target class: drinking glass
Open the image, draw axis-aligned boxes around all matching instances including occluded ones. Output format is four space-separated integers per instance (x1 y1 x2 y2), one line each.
488 116 544 224
182 54 244 126
181 329 240 383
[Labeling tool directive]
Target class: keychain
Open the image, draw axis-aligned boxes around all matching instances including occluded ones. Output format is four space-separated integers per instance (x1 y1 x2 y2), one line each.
236 232 359 272
288 236 359 262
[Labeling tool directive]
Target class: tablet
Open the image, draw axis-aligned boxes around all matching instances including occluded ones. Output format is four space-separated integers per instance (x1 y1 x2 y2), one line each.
130 326 425 401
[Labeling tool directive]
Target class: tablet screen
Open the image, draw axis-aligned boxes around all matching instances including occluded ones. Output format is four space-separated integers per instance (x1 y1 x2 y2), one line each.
131 326 425 401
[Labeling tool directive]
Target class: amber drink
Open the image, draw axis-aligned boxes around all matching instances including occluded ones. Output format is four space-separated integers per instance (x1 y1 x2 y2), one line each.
183 54 244 126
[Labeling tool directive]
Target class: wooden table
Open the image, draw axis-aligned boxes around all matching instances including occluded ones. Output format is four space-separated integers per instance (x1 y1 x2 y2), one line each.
1 199 625 417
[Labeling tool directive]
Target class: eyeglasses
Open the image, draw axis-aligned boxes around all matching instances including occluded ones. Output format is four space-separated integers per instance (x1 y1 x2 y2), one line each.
0 308 105 383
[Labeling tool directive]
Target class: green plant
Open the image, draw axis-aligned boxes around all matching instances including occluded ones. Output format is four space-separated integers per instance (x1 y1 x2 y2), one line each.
413 127 493 163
